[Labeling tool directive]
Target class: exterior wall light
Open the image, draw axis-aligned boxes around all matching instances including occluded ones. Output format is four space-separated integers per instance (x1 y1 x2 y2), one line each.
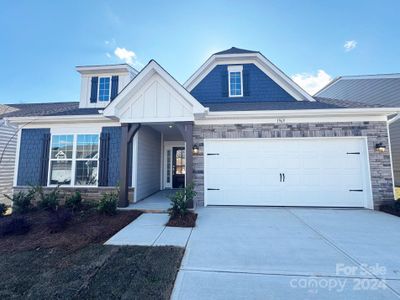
192 144 199 155
375 143 386 153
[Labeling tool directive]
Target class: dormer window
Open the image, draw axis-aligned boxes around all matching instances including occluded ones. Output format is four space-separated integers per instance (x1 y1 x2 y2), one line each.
228 65 243 97
98 77 111 101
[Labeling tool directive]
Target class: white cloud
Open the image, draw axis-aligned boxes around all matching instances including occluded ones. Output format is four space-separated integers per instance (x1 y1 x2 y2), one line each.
344 40 357 52
291 70 332 95
114 47 136 65
106 52 112 58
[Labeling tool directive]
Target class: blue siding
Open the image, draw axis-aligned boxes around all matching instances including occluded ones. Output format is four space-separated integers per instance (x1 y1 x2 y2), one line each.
101 126 121 187
190 64 296 104
17 128 50 186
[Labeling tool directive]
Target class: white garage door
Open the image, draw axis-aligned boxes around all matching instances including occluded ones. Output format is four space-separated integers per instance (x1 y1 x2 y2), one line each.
204 138 371 208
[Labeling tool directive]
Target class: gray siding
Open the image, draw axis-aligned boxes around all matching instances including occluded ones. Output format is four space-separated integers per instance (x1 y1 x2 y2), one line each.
136 126 161 201
193 122 394 209
0 121 17 204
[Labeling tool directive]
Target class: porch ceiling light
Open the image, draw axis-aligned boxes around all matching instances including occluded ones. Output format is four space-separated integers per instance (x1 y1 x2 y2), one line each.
168 125 173 128
192 144 199 155
375 143 386 153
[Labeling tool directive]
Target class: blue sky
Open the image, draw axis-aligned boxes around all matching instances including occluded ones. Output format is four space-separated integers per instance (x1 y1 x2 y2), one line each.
0 0 399 103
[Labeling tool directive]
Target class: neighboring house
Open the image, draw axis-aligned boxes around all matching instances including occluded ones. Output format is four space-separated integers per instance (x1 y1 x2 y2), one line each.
3 48 399 210
315 74 400 186
0 104 19 204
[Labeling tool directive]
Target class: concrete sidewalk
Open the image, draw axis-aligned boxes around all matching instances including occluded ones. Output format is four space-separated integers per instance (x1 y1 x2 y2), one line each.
105 213 192 247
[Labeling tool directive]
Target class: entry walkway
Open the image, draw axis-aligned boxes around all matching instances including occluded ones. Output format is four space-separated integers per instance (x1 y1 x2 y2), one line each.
120 189 175 212
105 213 192 247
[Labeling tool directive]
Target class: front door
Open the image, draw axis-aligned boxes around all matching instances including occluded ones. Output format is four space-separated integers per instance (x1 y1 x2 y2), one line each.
172 147 185 188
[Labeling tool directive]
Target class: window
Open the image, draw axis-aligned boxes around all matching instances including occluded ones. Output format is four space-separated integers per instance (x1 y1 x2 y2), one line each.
98 77 111 101
49 134 99 186
228 65 243 97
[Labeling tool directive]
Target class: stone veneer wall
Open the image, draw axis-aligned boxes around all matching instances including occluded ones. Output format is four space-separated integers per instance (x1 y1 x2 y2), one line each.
192 121 394 209
13 187 134 204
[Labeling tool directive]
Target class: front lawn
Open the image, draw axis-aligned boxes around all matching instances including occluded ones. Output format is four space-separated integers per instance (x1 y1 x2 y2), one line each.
0 245 183 299
0 207 184 299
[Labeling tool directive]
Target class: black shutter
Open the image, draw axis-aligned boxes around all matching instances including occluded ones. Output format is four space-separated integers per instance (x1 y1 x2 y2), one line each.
222 70 228 98
111 76 119 101
243 70 249 97
39 133 51 186
98 132 110 186
90 77 98 103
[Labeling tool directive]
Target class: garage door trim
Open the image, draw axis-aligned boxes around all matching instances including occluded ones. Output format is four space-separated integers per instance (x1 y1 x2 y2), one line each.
203 137 373 209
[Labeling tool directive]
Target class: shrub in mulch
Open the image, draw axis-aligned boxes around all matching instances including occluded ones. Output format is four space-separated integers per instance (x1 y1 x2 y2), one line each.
46 209 73 233
166 211 197 227
0 216 31 236
65 191 82 211
97 192 118 216
0 203 7 217
167 183 197 227
379 201 400 217
5 191 34 214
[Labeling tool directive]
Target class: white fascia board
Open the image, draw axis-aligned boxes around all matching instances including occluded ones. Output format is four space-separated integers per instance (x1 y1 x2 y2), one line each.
4 114 115 125
119 116 194 123
103 60 206 118
76 64 138 75
205 107 400 118
184 53 315 102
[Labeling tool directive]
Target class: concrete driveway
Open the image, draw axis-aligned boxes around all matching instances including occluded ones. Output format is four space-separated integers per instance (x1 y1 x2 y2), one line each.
172 207 400 299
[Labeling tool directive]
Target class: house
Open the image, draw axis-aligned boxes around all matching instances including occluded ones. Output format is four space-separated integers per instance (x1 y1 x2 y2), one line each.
315 74 400 187
3 47 399 209
0 104 20 205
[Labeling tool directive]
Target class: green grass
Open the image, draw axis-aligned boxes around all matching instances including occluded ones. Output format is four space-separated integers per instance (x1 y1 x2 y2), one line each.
0 245 184 300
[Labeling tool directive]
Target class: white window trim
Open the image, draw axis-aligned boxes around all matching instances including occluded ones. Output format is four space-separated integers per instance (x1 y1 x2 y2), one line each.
228 65 243 97
98 76 112 102
47 133 100 188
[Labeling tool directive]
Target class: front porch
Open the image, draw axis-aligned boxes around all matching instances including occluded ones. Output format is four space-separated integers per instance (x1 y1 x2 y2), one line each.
121 189 175 212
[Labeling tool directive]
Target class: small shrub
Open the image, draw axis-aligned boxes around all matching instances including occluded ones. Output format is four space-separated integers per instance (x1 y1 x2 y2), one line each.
0 216 31 236
65 191 82 210
168 183 197 218
46 209 72 233
97 192 118 215
5 191 33 214
38 188 60 211
0 203 7 216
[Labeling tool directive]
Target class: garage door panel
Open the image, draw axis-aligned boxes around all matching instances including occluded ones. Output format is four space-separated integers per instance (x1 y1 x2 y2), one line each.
204 138 369 208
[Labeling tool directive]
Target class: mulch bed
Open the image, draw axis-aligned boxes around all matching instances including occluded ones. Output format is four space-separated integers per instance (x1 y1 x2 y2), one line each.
379 204 400 217
0 207 142 253
166 211 197 227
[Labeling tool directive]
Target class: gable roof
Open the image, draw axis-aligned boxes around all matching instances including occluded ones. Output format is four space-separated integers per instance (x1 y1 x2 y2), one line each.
103 60 206 121
214 47 259 55
184 48 315 102
315 73 400 107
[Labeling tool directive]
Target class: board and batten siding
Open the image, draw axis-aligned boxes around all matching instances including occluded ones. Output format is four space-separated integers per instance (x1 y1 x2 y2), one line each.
135 126 161 201
0 121 17 204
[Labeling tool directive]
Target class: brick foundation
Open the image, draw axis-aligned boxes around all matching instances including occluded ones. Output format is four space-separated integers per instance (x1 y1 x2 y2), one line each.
13 186 134 204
